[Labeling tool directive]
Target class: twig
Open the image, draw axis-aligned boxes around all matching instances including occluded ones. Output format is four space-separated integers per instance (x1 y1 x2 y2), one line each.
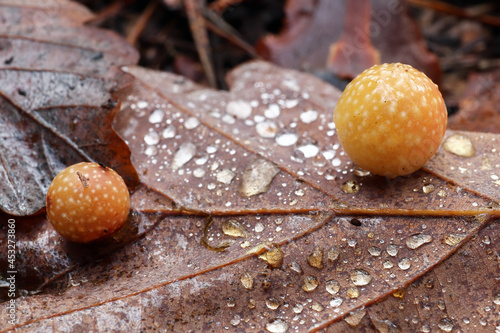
127 0 159 46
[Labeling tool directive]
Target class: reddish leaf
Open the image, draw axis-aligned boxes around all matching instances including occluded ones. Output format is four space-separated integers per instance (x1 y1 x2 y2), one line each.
258 0 441 82
1 2 500 333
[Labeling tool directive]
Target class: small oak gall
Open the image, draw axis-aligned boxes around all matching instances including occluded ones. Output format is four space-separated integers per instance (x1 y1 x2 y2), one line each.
334 63 447 177
46 162 130 243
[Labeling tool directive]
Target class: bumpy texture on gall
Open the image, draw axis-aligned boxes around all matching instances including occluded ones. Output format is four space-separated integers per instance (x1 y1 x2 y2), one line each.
46 162 130 243
334 63 447 177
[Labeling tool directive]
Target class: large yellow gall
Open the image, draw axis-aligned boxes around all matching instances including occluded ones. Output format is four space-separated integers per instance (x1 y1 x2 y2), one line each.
334 63 447 177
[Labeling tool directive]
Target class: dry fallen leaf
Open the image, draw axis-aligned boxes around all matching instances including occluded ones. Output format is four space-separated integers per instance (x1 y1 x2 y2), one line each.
1 1 499 332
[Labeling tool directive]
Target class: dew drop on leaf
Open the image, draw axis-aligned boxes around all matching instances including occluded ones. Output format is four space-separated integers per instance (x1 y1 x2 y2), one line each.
193 168 205 178
264 103 280 118
299 109 318 124
296 143 320 158
326 279 341 295
230 314 241 326
350 269 372 286
239 158 280 197
344 308 367 327
226 297 236 308
330 297 343 307
144 131 160 145
406 234 432 249
368 246 382 257
258 245 284 268
184 117 200 129
398 258 411 270
437 318 454 332
302 275 319 292
292 303 304 314
222 219 246 238
275 132 298 147
422 184 435 194
256 121 278 138
266 297 280 310
311 302 324 312
288 261 302 274
326 246 340 262
307 246 324 269
148 109 164 123
383 260 394 269
443 134 476 157
266 319 289 333
353 166 371 177
226 100 252 119
240 272 253 290
442 233 467 246
347 286 360 298
171 142 196 170
162 125 176 138
387 244 399 256
216 169 236 185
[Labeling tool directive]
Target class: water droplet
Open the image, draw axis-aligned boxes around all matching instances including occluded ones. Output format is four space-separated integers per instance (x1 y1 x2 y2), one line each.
398 258 411 270
330 297 343 307
294 189 305 197
311 302 324 312
239 272 253 290
184 117 200 129
144 131 160 145
292 303 303 314
437 300 446 310
406 234 433 249
342 180 360 194
256 121 278 138
302 275 319 292
248 298 256 309
230 314 241 326
421 324 431 333
148 109 164 123
264 103 280 118
392 289 405 299
326 279 340 295
372 318 401 333
353 167 370 177
222 219 246 238
258 246 284 268
239 158 280 197
443 134 475 157
275 132 299 147
193 168 206 178
171 143 196 171
288 261 302 274
137 101 148 108
383 260 394 269
296 143 320 158
217 168 236 185
162 125 176 138
493 294 500 305
438 318 453 332
307 246 324 269
422 184 435 194
347 239 357 247
300 109 318 123
266 319 288 333
442 233 467 246
368 246 382 257
350 269 372 286
344 308 367 327
255 222 264 233
326 246 340 262
387 244 398 256
145 146 157 156
226 297 236 308
266 297 280 310
482 236 491 245
347 286 360 298
226 100 252 119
